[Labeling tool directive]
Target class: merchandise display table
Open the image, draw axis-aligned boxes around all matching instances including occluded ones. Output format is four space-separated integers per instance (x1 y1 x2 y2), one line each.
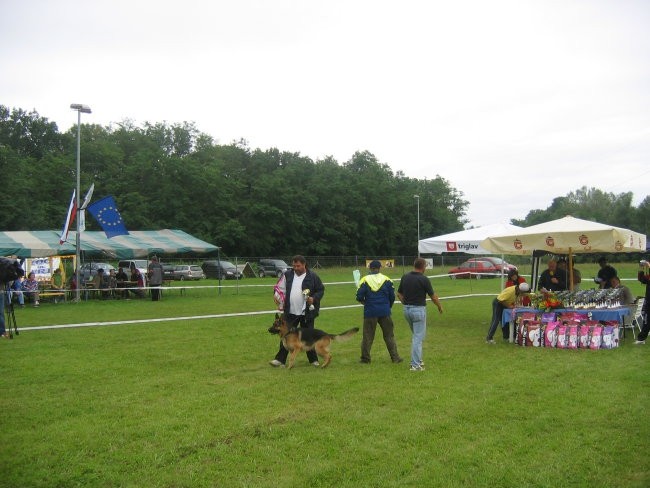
502 307 631 343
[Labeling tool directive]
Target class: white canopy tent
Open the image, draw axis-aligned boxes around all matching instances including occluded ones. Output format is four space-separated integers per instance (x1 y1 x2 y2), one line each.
480 216 645 255
418 223 524 255
419 223 524 287
479 215 647 290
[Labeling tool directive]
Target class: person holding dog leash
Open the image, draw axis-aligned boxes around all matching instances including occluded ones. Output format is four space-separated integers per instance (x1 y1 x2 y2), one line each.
269 255 325 368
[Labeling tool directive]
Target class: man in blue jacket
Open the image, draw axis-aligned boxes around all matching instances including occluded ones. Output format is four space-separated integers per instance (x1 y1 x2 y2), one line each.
356 260 402 364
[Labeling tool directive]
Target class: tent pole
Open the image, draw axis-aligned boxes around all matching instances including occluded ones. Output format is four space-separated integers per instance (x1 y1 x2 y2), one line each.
500 253 505 289
568 248 574 291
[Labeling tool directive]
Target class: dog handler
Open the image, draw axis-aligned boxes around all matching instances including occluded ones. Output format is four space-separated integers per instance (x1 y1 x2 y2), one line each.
269 255 325 367
397 258 443 371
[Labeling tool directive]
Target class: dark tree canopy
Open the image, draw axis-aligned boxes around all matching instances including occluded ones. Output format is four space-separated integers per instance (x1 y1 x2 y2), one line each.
0 105 471 255
2 105 646 255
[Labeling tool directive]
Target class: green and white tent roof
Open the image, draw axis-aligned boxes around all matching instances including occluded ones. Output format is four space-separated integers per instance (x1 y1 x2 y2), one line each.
0 229 219 259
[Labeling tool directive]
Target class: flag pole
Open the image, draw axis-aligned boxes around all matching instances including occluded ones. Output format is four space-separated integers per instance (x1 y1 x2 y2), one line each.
70 104 91 302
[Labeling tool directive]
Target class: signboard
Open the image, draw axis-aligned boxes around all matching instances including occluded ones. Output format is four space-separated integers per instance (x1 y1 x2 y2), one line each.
365 259 395 269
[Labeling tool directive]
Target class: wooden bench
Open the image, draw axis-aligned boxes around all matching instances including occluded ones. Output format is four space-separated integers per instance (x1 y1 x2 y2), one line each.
40 291 66 302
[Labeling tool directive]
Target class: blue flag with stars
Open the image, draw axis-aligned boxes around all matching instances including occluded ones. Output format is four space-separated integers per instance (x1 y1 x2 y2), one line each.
87 196 129 238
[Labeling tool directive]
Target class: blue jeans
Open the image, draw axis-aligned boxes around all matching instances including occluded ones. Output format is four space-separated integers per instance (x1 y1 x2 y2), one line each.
486 298 510 340
403 305 426 367
10 289 23 305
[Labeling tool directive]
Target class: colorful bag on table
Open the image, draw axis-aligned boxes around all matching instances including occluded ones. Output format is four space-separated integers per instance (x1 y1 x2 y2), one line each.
526 322 543 347
541 312 556 323
545 321 560 348
515 312 536 345
516 322 528 347
560 312 587 323
601 325 618 349
578 325 591 349
519 312 537 327
590 326 603 350
567 325 579 349
557 325 568 349
605 321 620 348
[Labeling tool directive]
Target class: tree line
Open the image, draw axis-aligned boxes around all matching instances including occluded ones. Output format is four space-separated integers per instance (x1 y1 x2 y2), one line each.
0 105 647 257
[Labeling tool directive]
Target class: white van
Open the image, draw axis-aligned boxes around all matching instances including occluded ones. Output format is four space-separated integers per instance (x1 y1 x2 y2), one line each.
117 259 149 285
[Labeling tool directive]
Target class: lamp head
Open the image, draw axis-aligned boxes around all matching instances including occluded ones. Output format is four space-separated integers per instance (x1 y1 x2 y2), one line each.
70 103 92 114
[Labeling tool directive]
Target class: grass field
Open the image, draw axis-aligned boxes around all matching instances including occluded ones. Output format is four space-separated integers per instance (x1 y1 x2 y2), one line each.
1 263 648 487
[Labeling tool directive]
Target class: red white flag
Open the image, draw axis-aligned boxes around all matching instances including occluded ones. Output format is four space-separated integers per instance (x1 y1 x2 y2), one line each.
59 190 77 244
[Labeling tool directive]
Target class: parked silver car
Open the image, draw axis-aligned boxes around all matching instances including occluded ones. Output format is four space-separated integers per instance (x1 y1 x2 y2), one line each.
79 262 115 283
172 265 205 281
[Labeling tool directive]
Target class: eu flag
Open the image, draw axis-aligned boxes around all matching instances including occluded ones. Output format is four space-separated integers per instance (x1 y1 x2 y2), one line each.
87 196 129 238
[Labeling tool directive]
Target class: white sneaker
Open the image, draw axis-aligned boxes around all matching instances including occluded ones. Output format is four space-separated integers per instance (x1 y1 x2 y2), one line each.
269 359 285 367
410 365 425 371
486 339 496 344
311 361 320 367
634 340 645 345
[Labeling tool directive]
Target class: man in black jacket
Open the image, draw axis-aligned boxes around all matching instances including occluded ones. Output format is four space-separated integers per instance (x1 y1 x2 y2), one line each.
635 259 650 345
537 258 567 292
595 257 617 289
269 255 325 367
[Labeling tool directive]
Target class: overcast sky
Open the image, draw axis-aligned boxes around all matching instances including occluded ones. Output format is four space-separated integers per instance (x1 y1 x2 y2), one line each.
2 0 648 228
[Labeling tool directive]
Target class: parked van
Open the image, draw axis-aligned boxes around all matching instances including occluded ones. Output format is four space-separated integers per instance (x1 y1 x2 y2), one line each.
172 265 205 281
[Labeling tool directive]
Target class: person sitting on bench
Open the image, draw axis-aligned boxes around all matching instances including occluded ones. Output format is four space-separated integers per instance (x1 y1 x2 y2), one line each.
129 266 146 299
23 272 40 307
91 268 110 299
50 268 65 303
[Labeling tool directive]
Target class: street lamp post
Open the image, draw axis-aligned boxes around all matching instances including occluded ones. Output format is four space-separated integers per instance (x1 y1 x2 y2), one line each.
70 103 91 302
414 194 420 257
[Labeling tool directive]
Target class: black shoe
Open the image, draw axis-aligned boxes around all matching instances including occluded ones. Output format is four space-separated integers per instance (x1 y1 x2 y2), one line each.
359 359 371 364
392 357 403 363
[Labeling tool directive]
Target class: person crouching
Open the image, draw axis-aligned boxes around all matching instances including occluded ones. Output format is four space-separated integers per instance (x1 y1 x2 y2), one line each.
486 282 530 343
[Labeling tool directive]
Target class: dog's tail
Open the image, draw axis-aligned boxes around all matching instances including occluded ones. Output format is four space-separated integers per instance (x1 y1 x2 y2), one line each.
331 327 359 342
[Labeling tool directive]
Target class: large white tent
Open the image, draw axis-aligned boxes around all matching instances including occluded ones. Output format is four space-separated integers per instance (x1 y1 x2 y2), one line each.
479 216 646 255
479 215 647 290
418 223 524 254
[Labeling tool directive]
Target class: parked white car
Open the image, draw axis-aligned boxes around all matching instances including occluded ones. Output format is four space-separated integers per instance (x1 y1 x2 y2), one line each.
117 259 149 285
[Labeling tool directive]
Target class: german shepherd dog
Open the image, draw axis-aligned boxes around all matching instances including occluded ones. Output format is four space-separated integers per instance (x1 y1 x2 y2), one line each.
268 313 359 369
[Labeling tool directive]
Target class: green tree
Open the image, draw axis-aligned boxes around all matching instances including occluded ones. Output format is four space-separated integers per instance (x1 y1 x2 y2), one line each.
513 186 641 232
